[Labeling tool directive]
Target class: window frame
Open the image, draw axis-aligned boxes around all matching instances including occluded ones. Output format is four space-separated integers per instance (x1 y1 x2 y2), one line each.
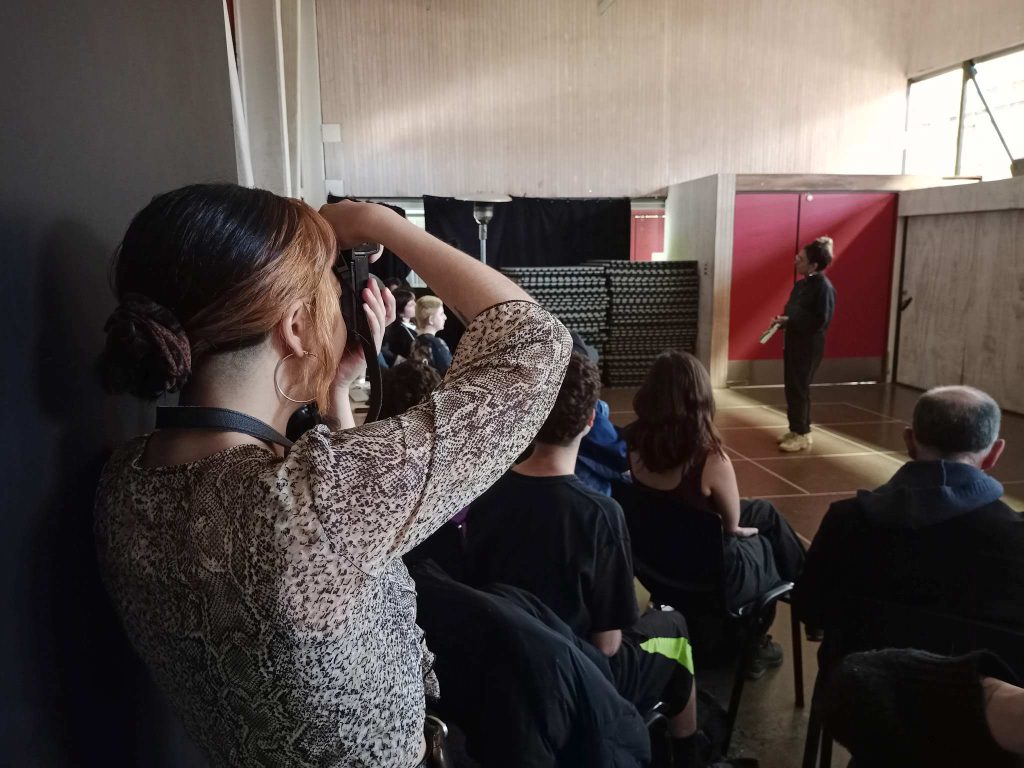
902 43 1024 178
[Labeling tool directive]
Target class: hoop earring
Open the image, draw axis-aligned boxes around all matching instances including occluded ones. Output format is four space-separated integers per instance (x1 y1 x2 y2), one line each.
274 352 319 404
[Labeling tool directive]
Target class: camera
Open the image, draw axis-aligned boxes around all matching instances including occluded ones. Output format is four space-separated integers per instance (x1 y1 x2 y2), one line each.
286 243 383 441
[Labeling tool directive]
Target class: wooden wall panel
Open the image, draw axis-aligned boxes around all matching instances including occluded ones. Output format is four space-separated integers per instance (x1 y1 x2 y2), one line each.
315 0 909 197
897 214 978 390
961 211 1024 413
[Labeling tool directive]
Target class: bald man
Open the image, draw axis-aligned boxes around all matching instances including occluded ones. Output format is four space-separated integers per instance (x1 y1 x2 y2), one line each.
794 386 1024 634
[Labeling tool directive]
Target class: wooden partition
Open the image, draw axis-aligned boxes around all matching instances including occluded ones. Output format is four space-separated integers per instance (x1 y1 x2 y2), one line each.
896 178 1024 413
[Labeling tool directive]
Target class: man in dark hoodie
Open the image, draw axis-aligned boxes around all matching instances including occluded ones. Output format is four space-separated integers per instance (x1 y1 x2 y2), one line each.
794 385 1024 634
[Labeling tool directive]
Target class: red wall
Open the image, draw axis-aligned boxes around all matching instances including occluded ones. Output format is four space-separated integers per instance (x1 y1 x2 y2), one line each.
729 192 897 361
630 210 665 262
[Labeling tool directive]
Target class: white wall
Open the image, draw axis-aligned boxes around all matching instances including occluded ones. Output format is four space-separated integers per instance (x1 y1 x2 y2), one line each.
664 175 736 386
907 0 1024 77
315 0 910 197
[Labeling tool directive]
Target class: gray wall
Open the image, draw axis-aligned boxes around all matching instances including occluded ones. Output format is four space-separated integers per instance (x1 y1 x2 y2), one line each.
0 2 236 764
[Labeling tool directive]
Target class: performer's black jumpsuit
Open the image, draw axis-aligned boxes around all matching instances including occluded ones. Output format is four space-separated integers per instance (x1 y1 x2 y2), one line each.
783 273 836 435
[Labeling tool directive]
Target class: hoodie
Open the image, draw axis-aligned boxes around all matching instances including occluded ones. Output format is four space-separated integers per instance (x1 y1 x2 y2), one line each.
794 460 1024 633
856 460 1005 529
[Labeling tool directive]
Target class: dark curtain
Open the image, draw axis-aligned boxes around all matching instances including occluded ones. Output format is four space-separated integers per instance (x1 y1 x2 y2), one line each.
327 196 411 282
423 195 630 269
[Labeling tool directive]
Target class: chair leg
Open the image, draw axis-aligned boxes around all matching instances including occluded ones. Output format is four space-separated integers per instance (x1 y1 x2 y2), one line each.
791 604 805 708
818 726 833 768
802 702 822 768
724 626 762 754
724 649 746 755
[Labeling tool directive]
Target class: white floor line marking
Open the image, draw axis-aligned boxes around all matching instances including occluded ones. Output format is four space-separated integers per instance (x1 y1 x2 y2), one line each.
727 444 811 495
729 451 886 461
717 420 896 430
841 402 907 420
759 491 862 499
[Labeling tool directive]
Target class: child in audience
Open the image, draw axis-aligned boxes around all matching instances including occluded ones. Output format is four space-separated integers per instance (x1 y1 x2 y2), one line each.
624 350 806 678
415 295 452 375
382 288 417 364
380 357 441 419
466 353 738 768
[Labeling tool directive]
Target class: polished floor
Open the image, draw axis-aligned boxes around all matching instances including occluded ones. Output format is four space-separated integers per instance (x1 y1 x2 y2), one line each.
603 383 1024 767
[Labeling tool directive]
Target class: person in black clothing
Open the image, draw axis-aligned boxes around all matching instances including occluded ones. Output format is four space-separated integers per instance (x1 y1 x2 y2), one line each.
794 385 1024 638
410 560 651 768
415 295 452 375
465 353 734 768
821 649 1024 768
773 236 836 453
382 288 417 364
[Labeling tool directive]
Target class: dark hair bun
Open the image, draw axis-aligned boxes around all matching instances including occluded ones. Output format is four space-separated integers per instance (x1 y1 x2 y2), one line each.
99 293 192 399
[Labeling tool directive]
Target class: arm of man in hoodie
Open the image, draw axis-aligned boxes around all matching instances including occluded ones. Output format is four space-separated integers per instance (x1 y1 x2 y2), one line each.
793 502 847 631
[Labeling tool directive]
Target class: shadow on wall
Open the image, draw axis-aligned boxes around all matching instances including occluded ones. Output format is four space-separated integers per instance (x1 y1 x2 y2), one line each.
27 221 207 767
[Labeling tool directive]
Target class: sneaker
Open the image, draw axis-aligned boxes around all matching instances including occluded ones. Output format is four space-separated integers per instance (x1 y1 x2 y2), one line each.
775 431 797 444
779 433 812 452
746 635 784 680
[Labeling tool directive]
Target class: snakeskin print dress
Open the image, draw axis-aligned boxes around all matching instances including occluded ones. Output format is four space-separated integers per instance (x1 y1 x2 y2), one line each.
95 302 571 767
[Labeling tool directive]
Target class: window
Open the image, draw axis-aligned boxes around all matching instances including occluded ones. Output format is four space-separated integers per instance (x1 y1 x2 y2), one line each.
905 69 963 176
904 47 1024 180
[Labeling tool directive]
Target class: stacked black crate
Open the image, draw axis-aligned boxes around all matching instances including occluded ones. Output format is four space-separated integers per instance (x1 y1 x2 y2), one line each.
599 261 699 387
500 266 609 372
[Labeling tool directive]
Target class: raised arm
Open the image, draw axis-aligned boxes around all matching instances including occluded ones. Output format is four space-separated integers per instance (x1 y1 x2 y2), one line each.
318 201 532 321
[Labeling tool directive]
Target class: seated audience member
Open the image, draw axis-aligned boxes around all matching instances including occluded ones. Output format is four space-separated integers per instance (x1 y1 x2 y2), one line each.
465 353 724 768
382 288 417 364
566 329 629 496
411 560 651 768
576 398 630 495
624 351 806 677
380 358 441 420
415 295 453 375
821 648 1024 768
794 385 1024 635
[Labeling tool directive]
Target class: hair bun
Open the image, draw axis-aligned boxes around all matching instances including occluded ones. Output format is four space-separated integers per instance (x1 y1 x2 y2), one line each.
99 293 192 398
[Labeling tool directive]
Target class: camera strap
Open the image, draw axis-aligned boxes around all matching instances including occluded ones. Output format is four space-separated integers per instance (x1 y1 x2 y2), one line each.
155 406 293 450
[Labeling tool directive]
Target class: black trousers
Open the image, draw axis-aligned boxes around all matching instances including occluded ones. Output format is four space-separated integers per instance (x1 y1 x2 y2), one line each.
723 499 807 609
610 609 694 716
783 332 825 434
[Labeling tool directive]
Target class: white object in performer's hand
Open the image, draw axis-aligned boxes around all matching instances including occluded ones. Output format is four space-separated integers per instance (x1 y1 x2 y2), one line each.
759 321 781 344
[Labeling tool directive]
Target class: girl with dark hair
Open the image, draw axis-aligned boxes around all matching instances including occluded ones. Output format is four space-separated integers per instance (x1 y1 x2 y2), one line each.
773 236 836 452
94 184 570 768
624 351 806 677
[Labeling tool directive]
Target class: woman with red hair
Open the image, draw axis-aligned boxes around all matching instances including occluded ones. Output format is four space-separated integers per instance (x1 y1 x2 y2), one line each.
94 185 570 767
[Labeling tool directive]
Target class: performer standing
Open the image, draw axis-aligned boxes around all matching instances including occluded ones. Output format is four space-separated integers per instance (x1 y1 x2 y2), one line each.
773 236 836 452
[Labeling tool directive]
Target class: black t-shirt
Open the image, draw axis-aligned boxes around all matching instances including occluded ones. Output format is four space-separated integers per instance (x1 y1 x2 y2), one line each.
464 471 640 637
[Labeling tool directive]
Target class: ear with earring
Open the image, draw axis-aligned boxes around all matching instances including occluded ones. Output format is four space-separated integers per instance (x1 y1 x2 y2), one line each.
274 351 319 404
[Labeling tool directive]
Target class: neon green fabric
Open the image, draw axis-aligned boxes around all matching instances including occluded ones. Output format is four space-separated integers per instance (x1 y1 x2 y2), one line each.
639 636 695 674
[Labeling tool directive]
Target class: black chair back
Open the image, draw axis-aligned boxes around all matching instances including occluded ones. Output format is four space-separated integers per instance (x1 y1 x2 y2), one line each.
610 477 729 617
825 596 1024 677
805 595 1024 768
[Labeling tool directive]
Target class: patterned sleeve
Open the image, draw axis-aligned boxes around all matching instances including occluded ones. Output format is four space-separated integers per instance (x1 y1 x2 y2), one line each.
280 301 571 575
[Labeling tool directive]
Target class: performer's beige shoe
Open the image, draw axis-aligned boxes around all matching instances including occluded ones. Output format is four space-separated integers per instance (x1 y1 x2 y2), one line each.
779 433 813 452
777 431 813 445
